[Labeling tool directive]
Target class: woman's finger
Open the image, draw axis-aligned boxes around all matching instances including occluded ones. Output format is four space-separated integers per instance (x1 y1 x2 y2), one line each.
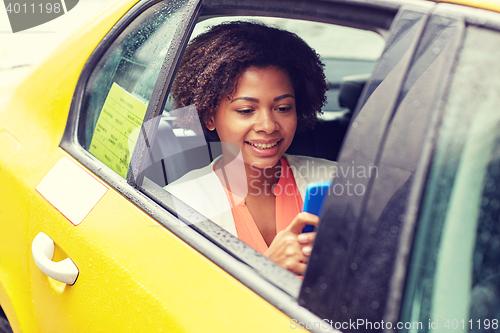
302 245 313 256
297 231 316 244
289 262 307 275
288 212 320 234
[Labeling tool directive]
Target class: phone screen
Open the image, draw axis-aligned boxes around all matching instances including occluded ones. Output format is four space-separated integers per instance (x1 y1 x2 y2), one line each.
302 181 331 233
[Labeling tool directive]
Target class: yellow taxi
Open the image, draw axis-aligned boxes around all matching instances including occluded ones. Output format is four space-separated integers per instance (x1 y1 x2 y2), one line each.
2 0 500 332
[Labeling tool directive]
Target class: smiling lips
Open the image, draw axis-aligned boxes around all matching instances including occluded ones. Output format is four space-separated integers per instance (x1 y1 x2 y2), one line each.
247 139 281 149
245 139 282 158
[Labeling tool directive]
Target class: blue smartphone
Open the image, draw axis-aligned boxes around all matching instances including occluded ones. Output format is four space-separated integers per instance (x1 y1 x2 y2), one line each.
302 181 331 233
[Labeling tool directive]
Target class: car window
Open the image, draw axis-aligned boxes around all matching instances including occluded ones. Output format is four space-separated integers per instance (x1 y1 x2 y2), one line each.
400 25 500 332
78 0 189 179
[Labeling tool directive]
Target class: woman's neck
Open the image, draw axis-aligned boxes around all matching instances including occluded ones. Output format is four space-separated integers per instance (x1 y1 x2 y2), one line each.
214 154 282 199
245 161 281 198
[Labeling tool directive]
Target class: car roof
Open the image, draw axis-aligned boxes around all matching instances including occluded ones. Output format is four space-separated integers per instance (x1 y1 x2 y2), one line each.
437 0 500 13
316 0 500 13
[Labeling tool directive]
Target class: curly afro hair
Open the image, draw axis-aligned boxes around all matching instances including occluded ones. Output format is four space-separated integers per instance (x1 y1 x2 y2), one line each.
170 21 327 140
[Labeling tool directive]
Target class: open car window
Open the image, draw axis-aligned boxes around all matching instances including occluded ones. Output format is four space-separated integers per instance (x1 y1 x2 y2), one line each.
137 13 387 295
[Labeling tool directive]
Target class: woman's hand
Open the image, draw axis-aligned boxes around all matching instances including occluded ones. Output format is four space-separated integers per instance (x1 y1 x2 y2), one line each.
264 212 319 275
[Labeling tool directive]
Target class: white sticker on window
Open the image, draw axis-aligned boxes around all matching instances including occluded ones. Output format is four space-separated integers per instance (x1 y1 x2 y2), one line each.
36 157 108 225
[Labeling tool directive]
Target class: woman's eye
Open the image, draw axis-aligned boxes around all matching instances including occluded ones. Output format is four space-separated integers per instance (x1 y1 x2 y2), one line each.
237 109 254 114
276 106 291 112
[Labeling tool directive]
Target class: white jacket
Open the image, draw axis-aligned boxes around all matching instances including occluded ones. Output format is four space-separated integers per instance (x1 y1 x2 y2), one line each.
165 154 337 236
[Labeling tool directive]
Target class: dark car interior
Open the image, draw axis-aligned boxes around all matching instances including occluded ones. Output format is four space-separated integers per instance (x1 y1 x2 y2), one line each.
287 72 368 161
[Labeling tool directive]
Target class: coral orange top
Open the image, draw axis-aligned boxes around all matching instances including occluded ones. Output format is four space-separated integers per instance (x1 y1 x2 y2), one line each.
222 157 303 254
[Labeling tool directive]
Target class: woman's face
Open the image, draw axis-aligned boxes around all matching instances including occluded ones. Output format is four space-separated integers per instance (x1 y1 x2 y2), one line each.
208 66 297 170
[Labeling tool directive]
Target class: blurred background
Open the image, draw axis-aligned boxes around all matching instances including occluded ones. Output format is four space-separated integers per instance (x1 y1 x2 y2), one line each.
0 0 108 70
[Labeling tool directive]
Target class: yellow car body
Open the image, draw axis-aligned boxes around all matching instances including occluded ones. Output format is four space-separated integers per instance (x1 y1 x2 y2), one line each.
2 0 500 332
438 0 500 12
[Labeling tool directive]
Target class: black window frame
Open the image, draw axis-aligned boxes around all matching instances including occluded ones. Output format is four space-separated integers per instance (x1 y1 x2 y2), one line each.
299 3 439 325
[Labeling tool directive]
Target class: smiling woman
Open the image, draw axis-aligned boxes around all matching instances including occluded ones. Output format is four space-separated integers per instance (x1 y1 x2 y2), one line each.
207 66 297 170
164 21 337 274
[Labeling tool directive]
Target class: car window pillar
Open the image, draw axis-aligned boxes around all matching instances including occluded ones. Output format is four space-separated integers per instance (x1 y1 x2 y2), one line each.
299 5 434 323
128 0 203 188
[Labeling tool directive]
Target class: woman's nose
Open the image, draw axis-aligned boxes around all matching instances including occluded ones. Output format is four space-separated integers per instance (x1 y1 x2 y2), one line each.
254 109 279 133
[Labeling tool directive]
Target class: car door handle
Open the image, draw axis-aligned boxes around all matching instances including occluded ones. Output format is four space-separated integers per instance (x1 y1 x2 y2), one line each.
31 232 79 285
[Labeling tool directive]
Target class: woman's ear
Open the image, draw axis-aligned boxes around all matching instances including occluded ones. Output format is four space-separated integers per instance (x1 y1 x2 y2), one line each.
206 116 216 131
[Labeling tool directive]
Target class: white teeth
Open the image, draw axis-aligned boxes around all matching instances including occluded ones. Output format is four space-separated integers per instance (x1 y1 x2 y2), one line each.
249 141 279 149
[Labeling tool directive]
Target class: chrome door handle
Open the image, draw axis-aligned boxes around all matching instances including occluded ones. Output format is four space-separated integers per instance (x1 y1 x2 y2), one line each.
31 232 79 285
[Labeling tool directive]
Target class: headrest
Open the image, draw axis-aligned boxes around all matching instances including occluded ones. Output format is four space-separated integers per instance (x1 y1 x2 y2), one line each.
338 73 370 113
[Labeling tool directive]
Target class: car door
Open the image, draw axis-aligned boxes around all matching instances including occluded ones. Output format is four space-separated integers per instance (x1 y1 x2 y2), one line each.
74 1 459 332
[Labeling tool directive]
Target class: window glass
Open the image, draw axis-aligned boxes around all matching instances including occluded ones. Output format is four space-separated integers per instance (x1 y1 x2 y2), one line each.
400 26 500 332
79 0 189 178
